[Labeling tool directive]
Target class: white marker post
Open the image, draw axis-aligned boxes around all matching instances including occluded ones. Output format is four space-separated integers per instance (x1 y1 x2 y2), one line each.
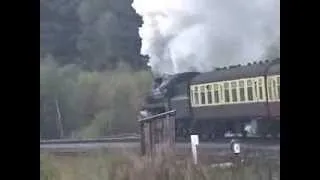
230 139 241 155
190 135 199 164
230 139 242 165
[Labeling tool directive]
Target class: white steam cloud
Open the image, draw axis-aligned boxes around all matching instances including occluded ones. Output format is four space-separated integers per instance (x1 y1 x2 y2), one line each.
132 0 280 75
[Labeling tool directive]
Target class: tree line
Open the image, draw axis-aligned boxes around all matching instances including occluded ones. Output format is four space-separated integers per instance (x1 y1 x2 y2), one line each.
40 0 152 139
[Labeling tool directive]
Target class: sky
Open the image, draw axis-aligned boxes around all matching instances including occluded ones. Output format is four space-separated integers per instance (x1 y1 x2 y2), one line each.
132 0 280 75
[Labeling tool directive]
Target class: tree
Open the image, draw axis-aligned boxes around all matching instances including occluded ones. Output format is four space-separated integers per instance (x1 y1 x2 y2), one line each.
40 0 81 65
76 0 147 70
40 0 149 70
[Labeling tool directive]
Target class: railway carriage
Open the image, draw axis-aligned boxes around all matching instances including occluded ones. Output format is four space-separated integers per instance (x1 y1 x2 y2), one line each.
141 58 280 140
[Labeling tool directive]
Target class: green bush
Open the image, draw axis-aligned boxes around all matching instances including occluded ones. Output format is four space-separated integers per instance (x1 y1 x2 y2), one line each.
40 58 152 139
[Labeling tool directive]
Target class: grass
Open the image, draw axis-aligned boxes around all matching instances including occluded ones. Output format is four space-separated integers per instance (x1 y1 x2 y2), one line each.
40 150 279 180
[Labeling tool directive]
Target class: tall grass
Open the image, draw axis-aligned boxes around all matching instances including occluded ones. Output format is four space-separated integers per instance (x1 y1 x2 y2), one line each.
40 151 279 180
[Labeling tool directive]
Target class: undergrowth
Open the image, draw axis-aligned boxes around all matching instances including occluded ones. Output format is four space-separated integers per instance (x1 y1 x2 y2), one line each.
40 151 279 180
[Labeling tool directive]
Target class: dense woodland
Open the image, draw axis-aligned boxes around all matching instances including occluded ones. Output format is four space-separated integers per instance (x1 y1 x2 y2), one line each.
40 0 152 139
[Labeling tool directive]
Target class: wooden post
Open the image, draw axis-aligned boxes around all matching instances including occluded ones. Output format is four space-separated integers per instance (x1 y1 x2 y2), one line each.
141 121 151 156
148 122 152 156
169 115 175 145
140 122 146 156
151 120 157 154
154 119 162 153
138 110 176 156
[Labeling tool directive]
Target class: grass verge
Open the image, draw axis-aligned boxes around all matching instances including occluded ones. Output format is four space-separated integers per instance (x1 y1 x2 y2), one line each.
40 151 279 180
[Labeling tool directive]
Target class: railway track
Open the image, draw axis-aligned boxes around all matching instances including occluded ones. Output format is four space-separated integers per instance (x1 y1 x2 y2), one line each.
40 137 279 156
176 136 280 144
40 136 279 144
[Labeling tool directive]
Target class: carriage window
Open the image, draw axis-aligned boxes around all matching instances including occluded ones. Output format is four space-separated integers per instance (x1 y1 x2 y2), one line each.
194 86 199 105
231 82 237 102
239 80 245 101
277 76 280 99
254 81 258 100
200 86 206 104
224 82 230 103
190 89 194 104
206 85 212 104
258 79 264 100
214 84 219 103
268 79 273 100
272 79 277 100
247 80 253 101
220 85 223 101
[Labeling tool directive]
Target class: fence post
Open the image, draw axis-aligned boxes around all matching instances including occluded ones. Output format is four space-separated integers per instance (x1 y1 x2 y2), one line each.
138 110 176 156
191 134 199 164
140 122 145 156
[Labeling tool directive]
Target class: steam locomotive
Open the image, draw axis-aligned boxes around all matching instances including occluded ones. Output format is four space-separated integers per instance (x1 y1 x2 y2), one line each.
140 58 280 140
